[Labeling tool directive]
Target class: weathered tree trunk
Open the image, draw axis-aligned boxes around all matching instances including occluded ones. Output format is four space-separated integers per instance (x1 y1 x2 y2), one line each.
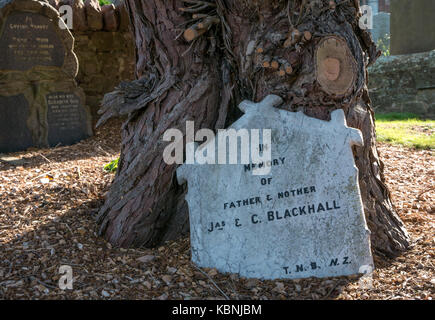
96 0 410 257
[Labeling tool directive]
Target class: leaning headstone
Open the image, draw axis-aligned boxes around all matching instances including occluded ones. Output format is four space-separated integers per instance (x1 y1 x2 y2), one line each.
0 0 92 153
177 95 374 280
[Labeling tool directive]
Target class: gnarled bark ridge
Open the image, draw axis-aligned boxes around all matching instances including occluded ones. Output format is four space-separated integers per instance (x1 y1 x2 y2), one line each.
97 0 410 257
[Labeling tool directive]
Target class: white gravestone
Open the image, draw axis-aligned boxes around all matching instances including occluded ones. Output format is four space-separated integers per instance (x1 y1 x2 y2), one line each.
177 95 374 280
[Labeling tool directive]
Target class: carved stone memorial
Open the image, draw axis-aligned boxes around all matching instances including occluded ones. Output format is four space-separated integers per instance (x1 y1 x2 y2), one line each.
46 91 90 146
0 0 92 153
177 95 374 280
0 11 65 70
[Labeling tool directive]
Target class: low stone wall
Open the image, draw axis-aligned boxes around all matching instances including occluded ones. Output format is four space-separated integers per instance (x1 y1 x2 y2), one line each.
73 30 135 118
48 0 135 119
368 51 435 119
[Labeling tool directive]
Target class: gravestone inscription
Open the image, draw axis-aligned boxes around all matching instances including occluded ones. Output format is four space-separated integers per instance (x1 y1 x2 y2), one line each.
0 11 65 71
177 95 374 280
46 92 89 146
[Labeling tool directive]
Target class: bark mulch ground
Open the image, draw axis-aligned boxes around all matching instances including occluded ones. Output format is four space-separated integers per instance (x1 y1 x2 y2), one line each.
0 119 433 300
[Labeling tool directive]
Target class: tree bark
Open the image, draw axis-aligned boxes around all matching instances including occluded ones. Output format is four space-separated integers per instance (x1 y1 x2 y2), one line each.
96 0 410 257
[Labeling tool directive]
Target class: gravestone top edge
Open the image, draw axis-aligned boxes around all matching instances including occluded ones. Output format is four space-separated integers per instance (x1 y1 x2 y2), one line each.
177 95 364 185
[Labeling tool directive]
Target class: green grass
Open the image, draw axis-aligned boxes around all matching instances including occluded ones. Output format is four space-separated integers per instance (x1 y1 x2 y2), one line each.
103 113 433 173
99 0 112 6
375 113 434 149
104 158 119 173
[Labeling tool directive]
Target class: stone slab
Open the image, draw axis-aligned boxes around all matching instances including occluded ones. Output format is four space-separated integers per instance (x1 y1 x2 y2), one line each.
391 0 435 55
0 94 33 153
46 91 90 147
177 95 374 280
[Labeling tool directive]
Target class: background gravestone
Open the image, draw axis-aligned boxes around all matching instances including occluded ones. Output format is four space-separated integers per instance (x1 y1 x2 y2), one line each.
390 0 435 55
0 0 92 154
371 12 390 45
46 91 89 146
177 96 374 280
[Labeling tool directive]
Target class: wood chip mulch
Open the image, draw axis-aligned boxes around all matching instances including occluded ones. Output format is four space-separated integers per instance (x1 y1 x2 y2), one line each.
0 119 433 300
